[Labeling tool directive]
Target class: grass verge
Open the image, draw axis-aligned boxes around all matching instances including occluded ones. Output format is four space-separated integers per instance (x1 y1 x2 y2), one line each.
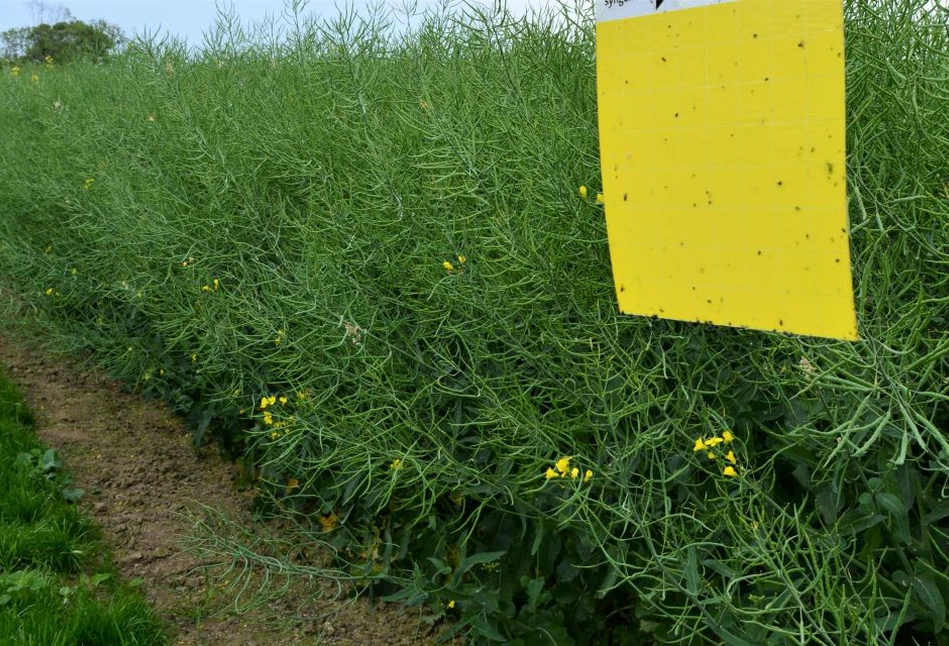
0 370 168 645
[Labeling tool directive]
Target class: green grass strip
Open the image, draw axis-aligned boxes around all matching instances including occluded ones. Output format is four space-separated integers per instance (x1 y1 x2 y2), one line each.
0 370 168 645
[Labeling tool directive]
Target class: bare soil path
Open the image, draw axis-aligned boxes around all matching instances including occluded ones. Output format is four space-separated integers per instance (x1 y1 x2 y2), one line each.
0 331 440 646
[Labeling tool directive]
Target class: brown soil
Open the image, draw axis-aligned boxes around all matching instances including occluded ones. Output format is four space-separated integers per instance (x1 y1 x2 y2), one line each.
0 332 446 646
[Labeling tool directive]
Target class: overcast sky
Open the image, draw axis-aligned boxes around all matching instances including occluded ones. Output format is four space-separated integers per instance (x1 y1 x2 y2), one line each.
0 0 560 48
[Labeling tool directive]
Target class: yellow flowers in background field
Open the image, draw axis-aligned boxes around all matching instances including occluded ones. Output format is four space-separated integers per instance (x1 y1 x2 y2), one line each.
544 456 593 483
83 178 94 190
442 254 466 273
693 431 740 478
10 66 20 77
31 74 39 83
258 393 297 439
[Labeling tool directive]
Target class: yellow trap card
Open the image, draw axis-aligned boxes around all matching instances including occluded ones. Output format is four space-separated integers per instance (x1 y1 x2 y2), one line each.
596 0 858 340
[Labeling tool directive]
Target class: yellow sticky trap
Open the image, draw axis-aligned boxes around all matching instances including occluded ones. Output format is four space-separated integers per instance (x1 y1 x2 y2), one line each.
596 0 858 340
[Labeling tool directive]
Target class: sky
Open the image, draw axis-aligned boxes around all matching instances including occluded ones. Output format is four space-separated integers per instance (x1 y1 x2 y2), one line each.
0 0 560 48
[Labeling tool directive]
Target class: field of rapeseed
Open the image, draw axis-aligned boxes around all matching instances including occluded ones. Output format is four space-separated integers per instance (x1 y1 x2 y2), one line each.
2 1 948 643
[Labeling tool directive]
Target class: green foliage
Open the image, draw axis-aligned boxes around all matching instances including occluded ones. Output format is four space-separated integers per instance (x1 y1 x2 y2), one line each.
1 0 948 643
1 18 122 64
0 370 168 644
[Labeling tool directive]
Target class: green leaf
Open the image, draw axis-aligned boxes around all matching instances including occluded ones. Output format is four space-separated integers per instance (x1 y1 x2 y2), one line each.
521 576 546 611
815 482 841 525
62 487 84 502
702 559 737 579
454 550 506 580
922 500 949 525
875 492 905 516
836 509 885 536
40 448 60 473
426 557 452 576
911 573 946 632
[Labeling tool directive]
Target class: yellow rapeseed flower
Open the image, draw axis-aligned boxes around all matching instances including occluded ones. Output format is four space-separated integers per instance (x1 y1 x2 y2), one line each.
45 287 54 296
722 430 734 443
213 278 220 290
391 458 403 470
555 456 571 475
447 600 455 609
31 73 39 83
725 451 737 465
83 178 94 190
545 467 559 479
45 56 53 64
579 185 588 199
707 452 717 460
723 466 738 477
596 193 604 204
584 469 593 482
693 437 707 452
279 396 288 405
201 285 211 292
442 260 454 272
705 437 724 448
319 511 338 531
457 255 466 264
11 66 20 77
263 412 274 425
570 467 579 479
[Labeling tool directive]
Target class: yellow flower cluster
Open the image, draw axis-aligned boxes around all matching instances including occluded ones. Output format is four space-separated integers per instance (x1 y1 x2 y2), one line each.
11 66 19 78
442 254 466 273
201 278 220 292
45 56 53 70
83 177 94 190
274 328 286 347
31 73 39 83
259 394 293 437
693 431 738 477
544 456 593 483
578 186 605 204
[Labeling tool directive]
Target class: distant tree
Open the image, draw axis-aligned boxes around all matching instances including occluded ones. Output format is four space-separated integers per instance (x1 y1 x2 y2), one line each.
24 19 124 62
0 27 31 61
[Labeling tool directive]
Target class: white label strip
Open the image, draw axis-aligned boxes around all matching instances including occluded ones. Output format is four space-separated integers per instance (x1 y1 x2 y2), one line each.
597 0 738 23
